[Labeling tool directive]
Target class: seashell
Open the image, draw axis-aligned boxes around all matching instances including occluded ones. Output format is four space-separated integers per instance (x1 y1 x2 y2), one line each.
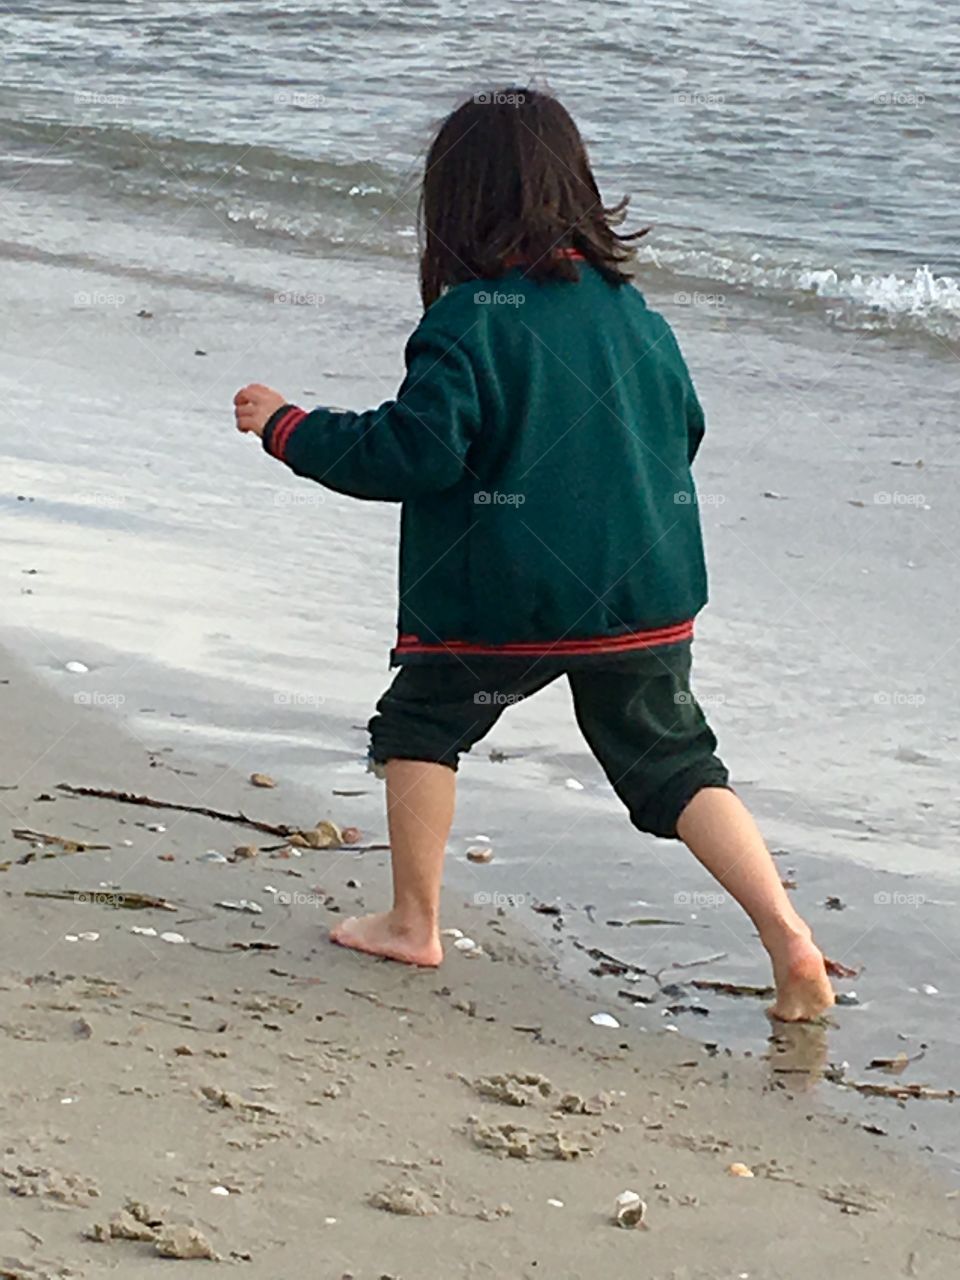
614 1190 647 1228
590 1012 621 1029
65 661 89 674
160 931 188 944
454 936 481 953
249 772 275 788
727 1162 754 1178
565 777 585 791
441 928 464 939
466 846 493 863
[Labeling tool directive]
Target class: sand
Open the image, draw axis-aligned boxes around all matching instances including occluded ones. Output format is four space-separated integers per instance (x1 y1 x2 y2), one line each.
2 649 959 1280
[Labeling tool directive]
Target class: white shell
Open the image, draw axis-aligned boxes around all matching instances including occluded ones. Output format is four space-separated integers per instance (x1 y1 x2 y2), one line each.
454 936 481 952
131 926 157 937
565 778 585 791
614 1190 647 1227
65 661 89 674
590 1012 621 1029
160 931 188 944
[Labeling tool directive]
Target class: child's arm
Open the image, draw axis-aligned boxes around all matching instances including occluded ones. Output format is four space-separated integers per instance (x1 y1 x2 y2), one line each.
234 319 480 502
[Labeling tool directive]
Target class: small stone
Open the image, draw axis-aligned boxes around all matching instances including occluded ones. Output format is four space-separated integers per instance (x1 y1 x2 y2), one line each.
369 1183 439 1217
154 1224 220 1260
250 773 276 788
727 1162 754 1178
466 846 494 863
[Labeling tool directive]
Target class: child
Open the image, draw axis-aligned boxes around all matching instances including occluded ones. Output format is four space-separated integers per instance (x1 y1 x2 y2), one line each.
234 88 834 1021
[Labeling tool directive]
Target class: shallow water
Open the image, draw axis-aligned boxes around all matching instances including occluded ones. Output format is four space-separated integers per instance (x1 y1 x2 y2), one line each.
2 0 960 342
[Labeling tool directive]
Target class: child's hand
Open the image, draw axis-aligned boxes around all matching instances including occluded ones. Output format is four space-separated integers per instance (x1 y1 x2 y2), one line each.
234 383 287 437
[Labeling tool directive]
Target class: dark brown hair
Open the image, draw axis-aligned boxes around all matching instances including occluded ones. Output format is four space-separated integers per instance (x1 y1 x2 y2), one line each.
418 87 647 308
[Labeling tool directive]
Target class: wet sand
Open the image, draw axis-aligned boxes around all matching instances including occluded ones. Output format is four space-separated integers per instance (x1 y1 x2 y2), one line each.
2 649 960 1279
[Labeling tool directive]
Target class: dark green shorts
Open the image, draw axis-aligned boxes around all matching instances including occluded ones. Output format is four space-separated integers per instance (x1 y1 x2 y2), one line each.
368 648 729 838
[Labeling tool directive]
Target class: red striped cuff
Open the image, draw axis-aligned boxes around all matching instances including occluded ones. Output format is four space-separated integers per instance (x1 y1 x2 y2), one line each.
394 619 694 658
262 404 308 463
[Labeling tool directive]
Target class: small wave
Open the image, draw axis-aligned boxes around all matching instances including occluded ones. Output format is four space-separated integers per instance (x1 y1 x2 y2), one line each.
639 240 960 346
797 264 960 324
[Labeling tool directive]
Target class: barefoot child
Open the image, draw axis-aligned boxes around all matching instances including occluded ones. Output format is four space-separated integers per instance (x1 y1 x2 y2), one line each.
234 88 834 1021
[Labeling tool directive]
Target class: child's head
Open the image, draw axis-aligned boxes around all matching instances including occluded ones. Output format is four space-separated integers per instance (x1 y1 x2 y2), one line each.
418 87 646 307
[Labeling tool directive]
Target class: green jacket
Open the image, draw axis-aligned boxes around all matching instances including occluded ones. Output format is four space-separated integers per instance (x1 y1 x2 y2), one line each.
262 263 708 664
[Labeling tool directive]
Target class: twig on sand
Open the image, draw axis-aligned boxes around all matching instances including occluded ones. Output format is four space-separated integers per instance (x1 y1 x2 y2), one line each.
14 827 110 853
57 784 294 836
344 988 416 1015
56 783 389 850
691 978 776 999
130 1009 228 1033
25 888 179 911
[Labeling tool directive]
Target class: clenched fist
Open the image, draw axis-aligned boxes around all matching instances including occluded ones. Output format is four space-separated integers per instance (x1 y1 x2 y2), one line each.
234 383 287 438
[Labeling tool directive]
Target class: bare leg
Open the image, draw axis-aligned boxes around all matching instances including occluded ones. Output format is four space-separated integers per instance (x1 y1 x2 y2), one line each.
676 787 834 1021
330 759 453 966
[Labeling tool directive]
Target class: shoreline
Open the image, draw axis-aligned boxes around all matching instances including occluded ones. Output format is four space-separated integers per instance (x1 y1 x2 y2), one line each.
2 643 960 1277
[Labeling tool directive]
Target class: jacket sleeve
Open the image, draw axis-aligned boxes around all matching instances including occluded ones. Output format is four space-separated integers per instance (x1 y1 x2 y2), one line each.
653 314 706 465
685 380 705 465
261 316 481 501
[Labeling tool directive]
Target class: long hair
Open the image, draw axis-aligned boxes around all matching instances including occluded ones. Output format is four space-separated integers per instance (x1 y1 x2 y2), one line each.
418 87 647 309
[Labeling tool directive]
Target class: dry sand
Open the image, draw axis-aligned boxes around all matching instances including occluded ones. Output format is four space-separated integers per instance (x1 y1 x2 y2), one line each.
2 651 959 1280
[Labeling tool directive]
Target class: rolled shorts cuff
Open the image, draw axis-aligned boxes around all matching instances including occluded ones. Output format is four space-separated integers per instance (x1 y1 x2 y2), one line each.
636 763 732 839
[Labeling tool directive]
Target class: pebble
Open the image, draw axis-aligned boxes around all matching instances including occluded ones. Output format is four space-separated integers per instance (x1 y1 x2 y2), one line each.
65 661 89 674
466 846 494 863
454 937 482 954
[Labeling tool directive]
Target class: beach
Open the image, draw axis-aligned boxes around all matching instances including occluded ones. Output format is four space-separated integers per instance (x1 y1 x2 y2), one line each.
2 648 960 1279
3 1 960 1271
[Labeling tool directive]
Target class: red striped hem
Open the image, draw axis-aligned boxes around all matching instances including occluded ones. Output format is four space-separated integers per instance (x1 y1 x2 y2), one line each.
269 407 308 462
394 620 693 658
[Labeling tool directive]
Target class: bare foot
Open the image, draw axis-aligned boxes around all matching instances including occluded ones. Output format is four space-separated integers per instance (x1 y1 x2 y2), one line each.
767 932 835 1022
330 911 443 967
